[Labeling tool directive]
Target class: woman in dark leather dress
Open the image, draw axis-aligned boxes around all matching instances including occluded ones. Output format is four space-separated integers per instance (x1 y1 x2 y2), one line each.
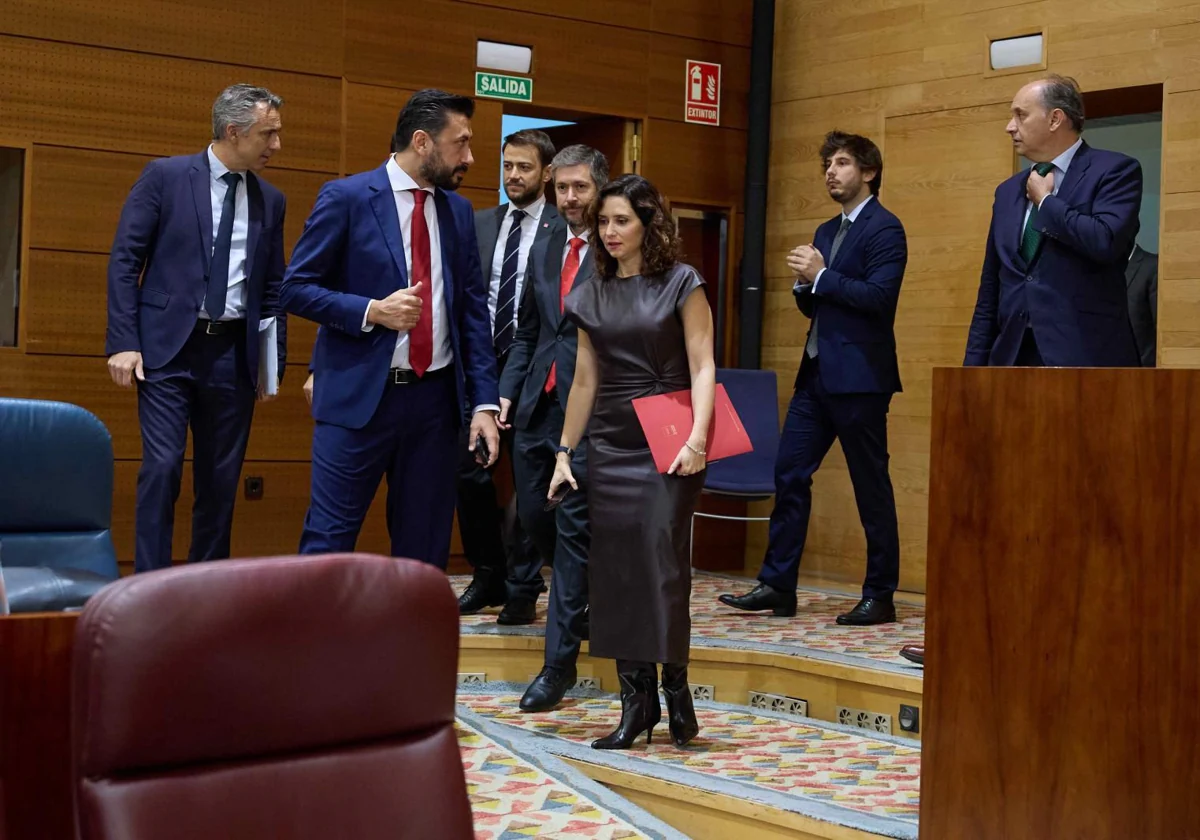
550 174 716 750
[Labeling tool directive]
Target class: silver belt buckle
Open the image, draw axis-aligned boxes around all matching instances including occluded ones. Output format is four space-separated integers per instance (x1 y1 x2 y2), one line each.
205 321 220 335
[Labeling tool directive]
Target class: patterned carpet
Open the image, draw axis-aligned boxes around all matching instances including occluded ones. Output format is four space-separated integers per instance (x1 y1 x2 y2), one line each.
458 686 921 840
458 708 687 839
455 571 925 674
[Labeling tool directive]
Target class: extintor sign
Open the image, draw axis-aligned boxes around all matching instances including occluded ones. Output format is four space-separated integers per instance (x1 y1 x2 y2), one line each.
685 60 721 126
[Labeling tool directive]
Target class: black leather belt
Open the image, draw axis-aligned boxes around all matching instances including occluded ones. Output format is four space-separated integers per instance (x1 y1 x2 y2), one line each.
389 366 453 385
194 319 245 336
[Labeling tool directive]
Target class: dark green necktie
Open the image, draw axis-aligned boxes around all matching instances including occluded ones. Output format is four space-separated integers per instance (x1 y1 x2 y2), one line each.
1019 162 1055 263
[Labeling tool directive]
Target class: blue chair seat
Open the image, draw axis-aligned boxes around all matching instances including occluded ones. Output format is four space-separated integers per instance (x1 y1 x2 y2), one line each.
690 369 781 558
0 398 119 583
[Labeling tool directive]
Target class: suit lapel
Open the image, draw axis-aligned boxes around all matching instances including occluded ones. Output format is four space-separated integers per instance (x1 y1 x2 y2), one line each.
435 188 457 311
243 173 264 288
368 164 408 289
1012 174 1031 262
190 152 213 270
482 204 505 264
539 221 568 329
532 205 559 252
1053 141 1092 207
829 199 876 270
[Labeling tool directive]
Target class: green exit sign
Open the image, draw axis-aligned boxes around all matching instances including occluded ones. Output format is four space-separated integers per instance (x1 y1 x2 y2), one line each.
475 71 533 103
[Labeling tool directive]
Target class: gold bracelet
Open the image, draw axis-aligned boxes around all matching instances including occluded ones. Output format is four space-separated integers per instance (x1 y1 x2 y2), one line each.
685 441 707 457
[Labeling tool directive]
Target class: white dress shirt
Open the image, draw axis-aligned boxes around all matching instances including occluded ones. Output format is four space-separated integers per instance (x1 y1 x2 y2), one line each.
366 155 452 373
200 145 249 320
811 193 873 290
1025 136 1084 227
487 195 547 331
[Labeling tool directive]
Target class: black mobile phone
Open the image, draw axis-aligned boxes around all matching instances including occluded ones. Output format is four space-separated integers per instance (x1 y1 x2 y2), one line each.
474 434 491 466
544 484 571 511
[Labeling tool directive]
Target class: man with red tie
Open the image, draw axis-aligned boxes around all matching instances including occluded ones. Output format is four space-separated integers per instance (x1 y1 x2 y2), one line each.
499 145 609 711
281 89 500 568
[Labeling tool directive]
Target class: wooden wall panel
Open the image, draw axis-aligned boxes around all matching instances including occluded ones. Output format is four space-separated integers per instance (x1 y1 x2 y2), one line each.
0 35 341 172
30 146 326 257
766 0 1200 592
343 1 473 95
0 0 343 78
454 0 649 31
344 0 651 118
650 0 754 48
642 118 747 208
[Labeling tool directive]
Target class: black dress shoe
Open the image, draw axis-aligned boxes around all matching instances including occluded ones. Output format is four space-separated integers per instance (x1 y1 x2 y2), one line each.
718 583 797 617
458 578 506 615
836 597 896 626
519 665 577 712
497 598 537 625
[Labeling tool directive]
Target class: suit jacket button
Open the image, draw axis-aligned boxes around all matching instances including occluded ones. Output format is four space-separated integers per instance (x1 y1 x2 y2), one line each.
1026 275 1034 282
556 334 563 342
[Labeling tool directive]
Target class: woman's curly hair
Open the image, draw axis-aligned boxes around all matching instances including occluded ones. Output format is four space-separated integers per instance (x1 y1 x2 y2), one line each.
591 174 681 278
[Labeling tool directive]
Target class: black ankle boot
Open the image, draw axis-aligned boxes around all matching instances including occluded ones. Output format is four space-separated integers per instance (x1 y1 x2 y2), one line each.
661 663 700 747
592 662 661 750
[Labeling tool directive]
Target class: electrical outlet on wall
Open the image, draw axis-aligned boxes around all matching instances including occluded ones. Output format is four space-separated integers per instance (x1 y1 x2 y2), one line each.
244 476 264 500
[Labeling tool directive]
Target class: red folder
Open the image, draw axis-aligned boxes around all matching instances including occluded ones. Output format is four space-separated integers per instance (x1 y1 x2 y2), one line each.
632 384 753 474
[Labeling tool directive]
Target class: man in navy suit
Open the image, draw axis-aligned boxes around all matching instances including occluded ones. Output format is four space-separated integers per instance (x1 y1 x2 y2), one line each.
281 89 500 569
500 144 608 711
106 84 288 573
965 74 1142 367
456 129 559 622
720 131 905 626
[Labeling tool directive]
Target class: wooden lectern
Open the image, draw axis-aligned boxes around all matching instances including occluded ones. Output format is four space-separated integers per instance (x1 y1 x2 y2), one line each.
920 367 1200 838
0 613 78 840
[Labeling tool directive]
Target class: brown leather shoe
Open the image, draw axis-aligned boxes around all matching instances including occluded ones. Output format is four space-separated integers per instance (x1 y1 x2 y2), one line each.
899 645 924 666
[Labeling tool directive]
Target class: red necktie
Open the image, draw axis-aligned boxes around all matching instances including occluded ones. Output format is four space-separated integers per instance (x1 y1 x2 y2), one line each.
546 237 585 393
408 189 434 376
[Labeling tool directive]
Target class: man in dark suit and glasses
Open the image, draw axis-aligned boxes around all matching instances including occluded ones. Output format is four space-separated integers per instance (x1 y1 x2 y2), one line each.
500 144 608 711
457 129 560 623
964 75 1142 368
106 84 288 572
720 131 906 626
281 89 500 569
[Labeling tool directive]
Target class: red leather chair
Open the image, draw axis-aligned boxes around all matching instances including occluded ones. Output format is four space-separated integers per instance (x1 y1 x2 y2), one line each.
71 554 473 840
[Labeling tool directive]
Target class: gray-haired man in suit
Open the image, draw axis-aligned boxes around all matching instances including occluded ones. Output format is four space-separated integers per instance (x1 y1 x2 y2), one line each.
457 129 560 622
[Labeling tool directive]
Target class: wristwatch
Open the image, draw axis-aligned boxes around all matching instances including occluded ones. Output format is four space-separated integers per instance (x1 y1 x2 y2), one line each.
555 445 573 458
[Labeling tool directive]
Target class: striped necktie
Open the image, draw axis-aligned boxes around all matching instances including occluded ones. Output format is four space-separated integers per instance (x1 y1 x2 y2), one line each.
493 208 526 355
